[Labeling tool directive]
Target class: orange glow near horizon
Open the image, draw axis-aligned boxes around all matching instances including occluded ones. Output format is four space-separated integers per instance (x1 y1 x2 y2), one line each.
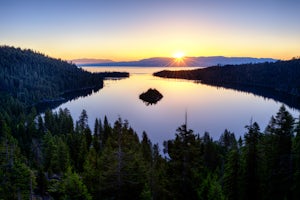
25 41 297 61
1 1 300 61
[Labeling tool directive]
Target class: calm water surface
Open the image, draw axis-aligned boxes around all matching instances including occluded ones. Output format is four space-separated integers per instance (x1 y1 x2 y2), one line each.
55 67 299 145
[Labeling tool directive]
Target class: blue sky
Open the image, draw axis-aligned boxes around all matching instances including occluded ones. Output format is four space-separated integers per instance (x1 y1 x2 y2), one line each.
1 0 299 60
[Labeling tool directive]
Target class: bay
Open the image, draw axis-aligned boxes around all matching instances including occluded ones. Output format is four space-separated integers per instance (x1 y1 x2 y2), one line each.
54 66 299 145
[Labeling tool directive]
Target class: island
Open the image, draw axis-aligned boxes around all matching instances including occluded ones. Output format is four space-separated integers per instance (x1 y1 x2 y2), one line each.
139 88 163 105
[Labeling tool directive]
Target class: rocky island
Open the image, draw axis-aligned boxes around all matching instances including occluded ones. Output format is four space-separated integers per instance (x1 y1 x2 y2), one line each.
139 88 163 105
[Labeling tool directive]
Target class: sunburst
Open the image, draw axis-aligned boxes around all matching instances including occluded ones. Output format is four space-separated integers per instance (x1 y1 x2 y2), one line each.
172 51 186 66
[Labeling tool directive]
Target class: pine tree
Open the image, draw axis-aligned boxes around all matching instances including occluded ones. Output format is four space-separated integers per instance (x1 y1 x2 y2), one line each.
292 116 300 199
83 148 101 198
84 126 92 150
197 173 225 200
141 131 152 164
264 105 294 200
44 109 54 133
102 115 111 145
78 109 88 133
202 132 220 171
98 118 147 199
242 122 262 200
164 124 202 200
223 145 240 200
219 129 236 154
0 120 35 199
151 144 169 200
49 167 91 200
42 132 55 174
93 118 102 153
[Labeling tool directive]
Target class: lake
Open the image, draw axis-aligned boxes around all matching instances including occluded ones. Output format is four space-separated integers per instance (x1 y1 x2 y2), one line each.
54 67 299 145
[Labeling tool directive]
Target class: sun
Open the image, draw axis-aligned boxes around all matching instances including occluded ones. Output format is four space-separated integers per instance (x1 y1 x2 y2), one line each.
173 51 185 59
172 51 186 66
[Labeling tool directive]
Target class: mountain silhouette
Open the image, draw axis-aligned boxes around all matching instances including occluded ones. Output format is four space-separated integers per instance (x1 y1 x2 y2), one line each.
80 56 276 67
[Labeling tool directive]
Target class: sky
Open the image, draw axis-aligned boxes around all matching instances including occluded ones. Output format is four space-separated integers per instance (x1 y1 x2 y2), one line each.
1 0 300 61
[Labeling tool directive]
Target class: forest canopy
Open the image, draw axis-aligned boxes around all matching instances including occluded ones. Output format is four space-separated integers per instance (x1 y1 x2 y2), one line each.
1 106 300 199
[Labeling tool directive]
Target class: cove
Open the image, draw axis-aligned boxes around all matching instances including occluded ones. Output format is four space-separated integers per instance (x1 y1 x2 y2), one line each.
54 67 299 145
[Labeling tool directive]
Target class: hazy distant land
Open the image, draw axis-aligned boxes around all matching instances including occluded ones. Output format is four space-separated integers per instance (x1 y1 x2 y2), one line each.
71 58 114 65
73 56 276 67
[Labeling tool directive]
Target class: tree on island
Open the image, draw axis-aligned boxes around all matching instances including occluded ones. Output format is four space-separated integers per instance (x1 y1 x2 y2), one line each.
139 88 163 106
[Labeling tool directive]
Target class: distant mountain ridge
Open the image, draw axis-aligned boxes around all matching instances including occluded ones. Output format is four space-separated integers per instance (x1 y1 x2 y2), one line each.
71 58 114 65
80 56 277 67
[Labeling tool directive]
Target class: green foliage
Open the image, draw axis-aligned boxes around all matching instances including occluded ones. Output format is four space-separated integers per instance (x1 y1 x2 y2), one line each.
0 120 35 199
292 116 300 198
140 183 152 200
202 132 221 171
197 173 225 200
219 129 237 155
164 124 202 199
223 147 240 200
240 122 262 200
263 105 294 200
48 167 91 200
97 118 147 199
2 103 300 200
0 46 104 106
42 132 70 174
44 108 74 135
82 148 101 198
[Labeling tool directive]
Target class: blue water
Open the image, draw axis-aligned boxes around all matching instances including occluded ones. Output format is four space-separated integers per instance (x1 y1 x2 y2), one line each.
54 67 299 145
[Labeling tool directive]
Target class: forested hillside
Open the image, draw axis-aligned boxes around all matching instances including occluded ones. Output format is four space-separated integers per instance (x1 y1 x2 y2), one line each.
0 46 105 105
0 46 128 123
1 106 300 199
154 59 300 96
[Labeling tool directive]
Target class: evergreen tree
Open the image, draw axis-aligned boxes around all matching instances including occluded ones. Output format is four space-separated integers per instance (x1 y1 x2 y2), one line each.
197 173 225 200
94 118 99 136
164 124 202 200
241 122 262 200
202 132 220 171
93 118 102 153
58 108 74 135
42 132 70 174
48 167 91 200
219 129 236 154
102 115 111 145
141 131 152 164
42 132 55 174
83 148 101 199
264 105 294 200
0 120 35 199
151 144 169 200
44 109 55 133
223 145 240 200
78 109 88 133
84 126 92 150
98 118 147 199
37 115 45 136
292 116 300 199
36 168 48 198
